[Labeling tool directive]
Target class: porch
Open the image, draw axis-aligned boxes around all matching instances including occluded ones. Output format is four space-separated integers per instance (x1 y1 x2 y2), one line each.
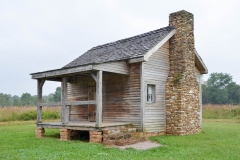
37 121 131 131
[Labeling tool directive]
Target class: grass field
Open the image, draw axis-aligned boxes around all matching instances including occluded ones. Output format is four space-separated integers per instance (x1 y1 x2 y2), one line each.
203 104 240 119
1 104 240 122
0 106 60 122
0 119 239 160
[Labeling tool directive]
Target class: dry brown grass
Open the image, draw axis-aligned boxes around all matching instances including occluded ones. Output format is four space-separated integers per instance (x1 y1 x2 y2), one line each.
0 106 60 122
203 104 240 109
203 104 240 119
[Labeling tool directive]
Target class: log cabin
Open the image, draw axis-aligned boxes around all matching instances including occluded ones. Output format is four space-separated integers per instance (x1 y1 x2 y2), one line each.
31 10 208 143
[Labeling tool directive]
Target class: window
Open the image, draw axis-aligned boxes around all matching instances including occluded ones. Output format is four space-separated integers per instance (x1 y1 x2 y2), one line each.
147 84 155 103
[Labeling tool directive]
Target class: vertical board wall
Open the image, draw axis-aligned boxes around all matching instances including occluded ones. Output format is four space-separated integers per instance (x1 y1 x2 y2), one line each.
67 76 95 121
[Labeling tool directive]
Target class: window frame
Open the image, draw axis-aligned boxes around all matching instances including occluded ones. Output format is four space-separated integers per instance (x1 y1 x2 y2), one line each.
146 84 156 103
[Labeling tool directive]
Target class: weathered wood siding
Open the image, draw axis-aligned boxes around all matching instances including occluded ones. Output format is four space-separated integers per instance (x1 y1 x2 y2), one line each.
142 41 170 132
67 76 95 121
194 66 202 126
66 63 141 130
93 61 129 75
102 63 142 130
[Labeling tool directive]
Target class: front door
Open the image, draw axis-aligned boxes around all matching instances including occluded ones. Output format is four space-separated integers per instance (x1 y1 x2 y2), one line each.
88 85 96 122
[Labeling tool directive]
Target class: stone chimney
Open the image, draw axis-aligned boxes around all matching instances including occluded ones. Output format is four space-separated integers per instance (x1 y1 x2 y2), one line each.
165 10 201 135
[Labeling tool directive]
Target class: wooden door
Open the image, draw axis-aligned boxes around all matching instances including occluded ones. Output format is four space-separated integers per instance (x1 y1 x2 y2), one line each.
88 85 96 122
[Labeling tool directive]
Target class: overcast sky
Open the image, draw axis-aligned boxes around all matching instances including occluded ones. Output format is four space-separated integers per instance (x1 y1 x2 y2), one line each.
1 0 240 96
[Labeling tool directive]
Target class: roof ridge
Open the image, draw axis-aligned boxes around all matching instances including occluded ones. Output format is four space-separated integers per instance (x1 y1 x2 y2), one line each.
91 26 174 51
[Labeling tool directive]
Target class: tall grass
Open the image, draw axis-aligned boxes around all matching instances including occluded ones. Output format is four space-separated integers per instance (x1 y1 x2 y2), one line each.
203 104 240 119
1 105 240 122
0 106 60 122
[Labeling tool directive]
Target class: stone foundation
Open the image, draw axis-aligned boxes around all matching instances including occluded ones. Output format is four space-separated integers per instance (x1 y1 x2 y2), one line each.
89 131 103 143
165 10 201 135
102 126 164 146
35 127 44 138
35 126 165 145
60 129 71 141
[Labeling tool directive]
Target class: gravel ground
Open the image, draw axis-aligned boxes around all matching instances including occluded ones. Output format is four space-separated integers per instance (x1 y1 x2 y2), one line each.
114 141 161 150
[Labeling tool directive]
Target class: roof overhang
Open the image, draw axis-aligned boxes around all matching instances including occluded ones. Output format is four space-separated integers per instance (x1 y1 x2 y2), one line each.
30 61 129 79
195 50 208 74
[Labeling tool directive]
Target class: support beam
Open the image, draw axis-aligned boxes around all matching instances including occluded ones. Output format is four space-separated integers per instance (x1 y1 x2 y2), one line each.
61 77 69 124
96 70 102 127
90 72 97 82
37 79 45 123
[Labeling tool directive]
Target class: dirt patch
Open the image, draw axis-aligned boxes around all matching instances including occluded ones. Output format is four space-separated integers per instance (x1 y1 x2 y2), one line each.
113 141 161 150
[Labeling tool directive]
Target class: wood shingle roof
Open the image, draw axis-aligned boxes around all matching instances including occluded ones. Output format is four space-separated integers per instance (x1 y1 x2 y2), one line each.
63 26 175 69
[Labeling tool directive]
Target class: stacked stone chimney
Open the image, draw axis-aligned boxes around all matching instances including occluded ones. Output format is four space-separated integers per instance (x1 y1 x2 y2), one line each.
165 10 201 135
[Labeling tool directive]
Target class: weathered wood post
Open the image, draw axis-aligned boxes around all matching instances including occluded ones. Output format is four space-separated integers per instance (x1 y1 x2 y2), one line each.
37 79 45 123
96 70 102 127
61 77 69 124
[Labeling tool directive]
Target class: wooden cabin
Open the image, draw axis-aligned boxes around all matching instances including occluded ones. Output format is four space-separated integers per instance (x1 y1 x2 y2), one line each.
31 10 207 142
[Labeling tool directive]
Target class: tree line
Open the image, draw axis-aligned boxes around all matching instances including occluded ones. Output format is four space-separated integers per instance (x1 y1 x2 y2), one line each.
1 73 240 106
0 87 61 107
202 73 240 105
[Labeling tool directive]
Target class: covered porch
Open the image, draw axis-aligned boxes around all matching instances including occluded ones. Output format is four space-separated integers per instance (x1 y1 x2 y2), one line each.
31 61 130 128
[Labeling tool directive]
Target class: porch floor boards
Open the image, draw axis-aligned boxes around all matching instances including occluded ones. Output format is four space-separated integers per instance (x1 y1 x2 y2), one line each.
37 122 131 131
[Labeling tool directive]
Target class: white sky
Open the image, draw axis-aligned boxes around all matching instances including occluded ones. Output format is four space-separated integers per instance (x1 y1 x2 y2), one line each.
0 0 240 96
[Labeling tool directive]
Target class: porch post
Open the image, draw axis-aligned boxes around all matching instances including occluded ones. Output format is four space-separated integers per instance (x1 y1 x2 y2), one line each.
61 77 69 124
37 79 45 123
96 70 102 127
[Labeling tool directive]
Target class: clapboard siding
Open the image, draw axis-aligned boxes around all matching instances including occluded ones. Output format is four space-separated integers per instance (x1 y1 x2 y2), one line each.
142 41 170 132
194 66 202 126
102 63 142 130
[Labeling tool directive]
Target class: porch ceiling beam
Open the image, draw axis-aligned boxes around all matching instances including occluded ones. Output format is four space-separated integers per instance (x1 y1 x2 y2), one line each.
31 65 93 79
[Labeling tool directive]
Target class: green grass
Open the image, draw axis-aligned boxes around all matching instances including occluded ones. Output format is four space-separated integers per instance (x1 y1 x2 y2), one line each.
0 119 240 160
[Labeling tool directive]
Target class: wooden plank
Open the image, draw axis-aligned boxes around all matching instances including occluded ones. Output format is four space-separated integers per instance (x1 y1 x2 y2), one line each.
61 77 68 124
37 79 44 123
66 100 96 105
31 65 93 79
195 50 208 74
96 70 102 127
128 56 145 63
93 61 129 75
39 102 62 106
140 62 145 131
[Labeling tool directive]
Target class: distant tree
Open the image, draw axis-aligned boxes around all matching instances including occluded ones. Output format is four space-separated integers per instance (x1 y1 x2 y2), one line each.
13 98 21 106
31 95 38 105
0 93 11 107
202 73 240 105
10 95 20 106
21 93 32 106
226 82 240 104
53 87 61 102
48 93 54 102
